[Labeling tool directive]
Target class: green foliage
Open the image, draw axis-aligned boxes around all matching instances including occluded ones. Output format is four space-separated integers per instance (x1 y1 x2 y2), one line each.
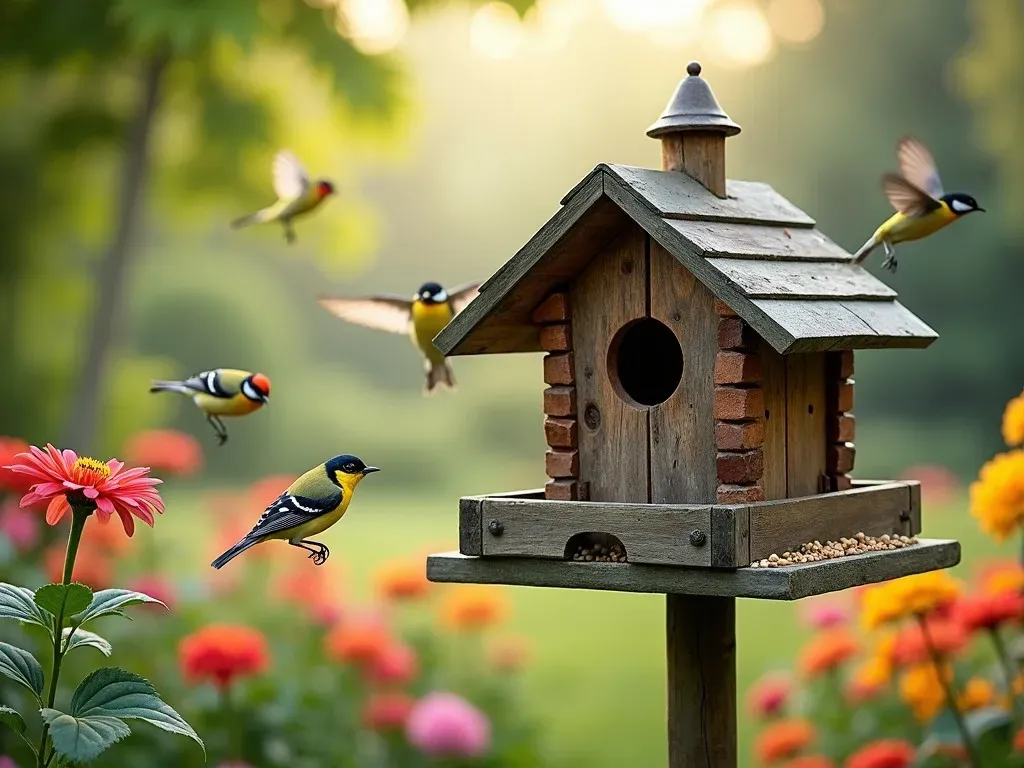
0 641 45 702
110 0 261 52
40 708 132 763
0 582 54 635
35 583 95 620
74 589 168 627
0 705 26 736
63 628 114 658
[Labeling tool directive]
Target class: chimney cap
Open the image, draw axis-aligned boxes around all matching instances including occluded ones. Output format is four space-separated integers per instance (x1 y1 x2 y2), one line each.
646 61 741 139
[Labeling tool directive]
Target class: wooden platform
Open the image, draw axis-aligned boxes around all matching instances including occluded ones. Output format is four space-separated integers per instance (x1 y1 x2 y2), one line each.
426 538 960 600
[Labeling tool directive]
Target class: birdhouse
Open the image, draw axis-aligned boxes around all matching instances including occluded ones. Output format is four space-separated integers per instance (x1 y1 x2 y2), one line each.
426 62 960 767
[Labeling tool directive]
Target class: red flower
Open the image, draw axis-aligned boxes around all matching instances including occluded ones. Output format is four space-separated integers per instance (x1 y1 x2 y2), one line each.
5 444 164 536
123 429 203 477
755 719 815 764
784 758 836 768
179 624 270 689
363 691 415 731
955 592 1024 634
325 615 392 666
367 642 418 686
844 739 915 768
747 673 790 719
0 437 31 493
799 630 860 678
890 618 966 666
1014 728 1024 752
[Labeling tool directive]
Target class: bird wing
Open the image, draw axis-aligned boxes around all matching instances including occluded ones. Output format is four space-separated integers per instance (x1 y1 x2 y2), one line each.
272 150 311 201
446 281 482 315
317 296 413 335
896 136 944 200
882 174 942 217
177 370 236 398
244 489 343 541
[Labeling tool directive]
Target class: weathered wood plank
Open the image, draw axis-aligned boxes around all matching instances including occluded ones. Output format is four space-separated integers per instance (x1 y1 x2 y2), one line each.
598 164 816 227
572 226 649 503
649 240 718 504
707 259 897 300
759 341 788 501
785 353 827 497
711 505 750 567
661 134 727 197
459 497 483 556
745 482 917 562
670 221 850 262
426 539 962 599
479 498 712 566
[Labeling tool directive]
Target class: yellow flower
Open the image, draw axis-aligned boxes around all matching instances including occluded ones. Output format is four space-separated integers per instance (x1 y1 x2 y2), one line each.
860 572 962 630
970 450 1024 541
957 677 995 712
1003 390 1024 447
899 662 950 722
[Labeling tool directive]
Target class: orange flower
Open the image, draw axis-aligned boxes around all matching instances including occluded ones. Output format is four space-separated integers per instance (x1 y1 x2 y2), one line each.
799 629 859 678
1014 728 1024 752
979 561 1024 596
80 516 132 555
844 739 915 768
366 641 418 685
956 591 1024 633
249 474 299 509
890 618 966 666
1003 389 1024 447
0 437 31 493
363 691 415 731
755 719 814 764
325 615 391 666
179 624 269 690
747 673 790 719
956 677 994 712
783 758 835 768
899 663 949 722
970 450 1024 541
488 635 531 673
44 544 111 589
861 572 961 629
122 429 203 477
374 560 430 601
439 585 509 631
847 656 889 704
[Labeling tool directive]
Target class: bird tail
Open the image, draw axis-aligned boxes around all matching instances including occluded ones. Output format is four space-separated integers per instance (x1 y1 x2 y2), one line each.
149 380 192 396
230 208 274 230
850 235 879 266
211 536 262 569
424 359 456 394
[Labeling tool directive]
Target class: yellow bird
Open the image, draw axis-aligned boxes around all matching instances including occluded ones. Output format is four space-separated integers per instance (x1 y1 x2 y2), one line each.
211 454 379 568
230 150 334 244
317 281 480 394
851 136 984 272
149 369 270 446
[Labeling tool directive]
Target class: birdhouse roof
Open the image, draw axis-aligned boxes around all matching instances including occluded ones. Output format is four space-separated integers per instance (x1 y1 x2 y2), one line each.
434 163 937 357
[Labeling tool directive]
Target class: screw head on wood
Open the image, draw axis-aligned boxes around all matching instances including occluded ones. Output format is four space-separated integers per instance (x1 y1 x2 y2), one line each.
584 403 601 430
487 519 504 537
689 529 707 547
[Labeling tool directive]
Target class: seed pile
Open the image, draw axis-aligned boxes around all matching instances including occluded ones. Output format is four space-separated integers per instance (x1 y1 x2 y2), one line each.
570 542 627 562
749 532 918 568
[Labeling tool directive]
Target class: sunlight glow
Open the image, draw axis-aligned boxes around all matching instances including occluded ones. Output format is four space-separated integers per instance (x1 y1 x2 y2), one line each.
708 1 774 68
470 2 525 60
767 0 825 44
602 0 710 32
524 0 590 52
337 0 409 55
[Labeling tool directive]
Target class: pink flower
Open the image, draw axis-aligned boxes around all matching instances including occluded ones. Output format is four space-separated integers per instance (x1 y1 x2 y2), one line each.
406 692 491 758
123 429 203 477
367 641 418 686
4 443 164 536
128 575 176 611
0 500 40 551
0 756 17 768
0 436 31 494
804 602 848 630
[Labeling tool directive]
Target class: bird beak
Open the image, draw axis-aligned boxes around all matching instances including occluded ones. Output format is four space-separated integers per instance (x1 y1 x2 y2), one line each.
362 466 380 475
977 207 986 213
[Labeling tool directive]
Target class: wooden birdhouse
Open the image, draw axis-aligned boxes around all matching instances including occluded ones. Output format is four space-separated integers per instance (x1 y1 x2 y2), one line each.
427 62 961 767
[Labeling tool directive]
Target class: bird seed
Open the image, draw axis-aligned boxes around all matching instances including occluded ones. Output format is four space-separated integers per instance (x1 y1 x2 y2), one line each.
748 532 918 568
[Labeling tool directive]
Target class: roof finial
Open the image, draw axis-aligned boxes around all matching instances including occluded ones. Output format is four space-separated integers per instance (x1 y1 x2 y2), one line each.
646 61 741 139
686 61 701 77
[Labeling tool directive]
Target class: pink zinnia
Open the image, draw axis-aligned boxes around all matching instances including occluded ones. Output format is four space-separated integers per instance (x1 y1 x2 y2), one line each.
4 443 164 536
128 575 177 610
0 500 40 551
367 641 418 686
406 692 491 758
804 602 849 630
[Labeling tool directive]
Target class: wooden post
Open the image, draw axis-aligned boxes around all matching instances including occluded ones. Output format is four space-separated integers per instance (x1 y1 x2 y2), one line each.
651 61 740 768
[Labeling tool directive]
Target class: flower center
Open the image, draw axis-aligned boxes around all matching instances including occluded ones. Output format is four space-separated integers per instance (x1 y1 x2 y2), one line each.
72 457 111 484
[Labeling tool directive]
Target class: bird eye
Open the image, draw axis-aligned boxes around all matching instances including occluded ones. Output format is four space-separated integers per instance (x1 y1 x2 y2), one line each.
344 462 356 472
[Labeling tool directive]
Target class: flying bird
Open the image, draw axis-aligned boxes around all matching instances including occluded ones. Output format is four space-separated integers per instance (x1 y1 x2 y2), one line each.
231 150 334 244
851 136 984 272
149 369 270 446
211 454 379 568
317 280 480 394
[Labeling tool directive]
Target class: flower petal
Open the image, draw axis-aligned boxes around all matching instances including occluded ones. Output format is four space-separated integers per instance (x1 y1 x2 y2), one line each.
95 496 115 515
117 509 136 537
45 495 70 526
82 487 99 500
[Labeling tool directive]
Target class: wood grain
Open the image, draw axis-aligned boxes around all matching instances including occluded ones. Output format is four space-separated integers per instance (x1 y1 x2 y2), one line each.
543 353 575 385
539 324 572 351
826 350 854 380
649 240 719 504
543 386 576 417
572 226 650 503
759 340 788 501
707 259 897 300
711 504 751 567
545 449 580 478
660 133 727 197
669 221 851 262
532 292 570 323
544 417 578 448
427 539 961 600
459 497 483 556
479 497 713 566
786 353 827 497
715 351 762 385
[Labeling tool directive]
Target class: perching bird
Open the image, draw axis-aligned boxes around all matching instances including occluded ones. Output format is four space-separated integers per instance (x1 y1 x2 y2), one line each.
210 454 379 569
317 280 481 394
149 369 270 446
851 136 984 272
230 150 334 244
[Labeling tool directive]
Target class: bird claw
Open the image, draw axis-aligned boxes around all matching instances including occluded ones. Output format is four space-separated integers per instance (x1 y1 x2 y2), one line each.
307 544 329 566
215 432 228 446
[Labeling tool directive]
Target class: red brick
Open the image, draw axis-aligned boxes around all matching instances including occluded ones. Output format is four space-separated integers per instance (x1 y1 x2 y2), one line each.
543 352 574 385
544 417 577 448
715 420 765 451
539 324 572 352
532 293 570 324
717 449 764 484
832 474 853 491
543 386 576 417
827 443 856 474
545 449 579 478
827 414 855 443
713 387 764 421
717 484 766 504
714 351 762 385
714 298 738 317
717 317 756 351
545 479 578 501
835 380 854 413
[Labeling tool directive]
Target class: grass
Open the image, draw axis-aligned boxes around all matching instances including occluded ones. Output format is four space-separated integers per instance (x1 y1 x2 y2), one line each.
149 483 1014 767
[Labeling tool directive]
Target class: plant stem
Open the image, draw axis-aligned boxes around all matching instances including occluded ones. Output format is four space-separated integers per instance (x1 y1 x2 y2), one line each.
36 504 92 768
917 614 982 768
989 627 1024 725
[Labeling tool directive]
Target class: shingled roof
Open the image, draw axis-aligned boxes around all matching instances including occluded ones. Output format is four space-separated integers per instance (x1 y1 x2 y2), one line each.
434 163 938 357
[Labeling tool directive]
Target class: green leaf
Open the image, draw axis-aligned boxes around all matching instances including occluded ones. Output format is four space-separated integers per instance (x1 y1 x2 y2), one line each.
70 668 204 755
35 583 94 619
0 641 45 702
0 582 55 634
0 705 26 735
74 588 167 626
40 708 131 763
62 627 112 657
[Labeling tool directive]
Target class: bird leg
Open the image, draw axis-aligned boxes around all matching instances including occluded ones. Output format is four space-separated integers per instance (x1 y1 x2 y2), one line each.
881 241 898 273
206 414 229 446
283 221 296 245
292 539 330 565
